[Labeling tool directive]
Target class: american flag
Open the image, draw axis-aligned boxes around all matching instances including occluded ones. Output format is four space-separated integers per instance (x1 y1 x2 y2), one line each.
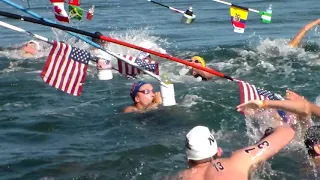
117 54 159 76
238 80 283 104
97 59 112 70
237 80 288 122
40 41 90 96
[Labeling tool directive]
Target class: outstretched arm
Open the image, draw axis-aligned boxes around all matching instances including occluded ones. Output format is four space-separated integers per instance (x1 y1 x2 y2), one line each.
289 19 320 48
237 100 311 118
192 67 216 80
231 125 295 171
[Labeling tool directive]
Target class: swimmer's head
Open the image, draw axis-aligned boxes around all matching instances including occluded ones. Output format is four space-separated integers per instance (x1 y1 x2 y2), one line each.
92 31 107 47
189 6 193 11
23 40 40 55
185 126 219 162
130 81 155 106
304 126 320 157
190 56 206 67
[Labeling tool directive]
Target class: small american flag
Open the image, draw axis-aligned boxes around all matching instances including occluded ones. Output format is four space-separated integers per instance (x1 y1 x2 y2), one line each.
237 80 288 122
238 81 283 104
117 54 159 76
97 59 112 70
40 41 90 96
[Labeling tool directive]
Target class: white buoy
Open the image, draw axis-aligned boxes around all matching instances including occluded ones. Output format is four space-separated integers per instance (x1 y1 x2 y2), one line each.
161 84 176 106
160 74 176 106
96 59 113 80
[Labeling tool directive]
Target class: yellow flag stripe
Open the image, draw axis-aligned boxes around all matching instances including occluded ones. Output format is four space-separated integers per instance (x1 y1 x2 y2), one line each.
230 6 248 20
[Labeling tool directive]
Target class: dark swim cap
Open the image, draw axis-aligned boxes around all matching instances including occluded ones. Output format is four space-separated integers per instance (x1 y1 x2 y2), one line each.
129 81 148 101
92 31 104 44
304 126 320 157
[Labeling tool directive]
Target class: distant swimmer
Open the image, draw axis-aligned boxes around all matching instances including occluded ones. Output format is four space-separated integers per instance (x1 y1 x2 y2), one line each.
91 31 108 49
185 6 193 16
22 40 40 58
289 19 320 48
123 81 162 113
90 31 114 73
172 125 295 180
187 56 217 81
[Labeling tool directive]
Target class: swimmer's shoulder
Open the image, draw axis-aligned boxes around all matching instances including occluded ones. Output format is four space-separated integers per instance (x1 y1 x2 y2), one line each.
123 105 138 113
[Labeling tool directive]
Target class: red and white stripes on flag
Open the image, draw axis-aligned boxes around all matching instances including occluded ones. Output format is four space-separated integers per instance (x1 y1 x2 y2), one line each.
237 80 285 116
238 80 267 104
117 54 159 76
117 55 140 75
40 41 90 96
50 0 70 23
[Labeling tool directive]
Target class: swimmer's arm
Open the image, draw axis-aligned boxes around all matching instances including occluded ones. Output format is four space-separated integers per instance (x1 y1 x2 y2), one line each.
231 125 295 171
163 172 184 180
123 106 137 113
192 68 216 80
147 92 162 109
264 100 311 118
153 92 162 104
238 100 312 118
144 95 162 110
146 103 160 110
309 102 320 118
289 19 320 48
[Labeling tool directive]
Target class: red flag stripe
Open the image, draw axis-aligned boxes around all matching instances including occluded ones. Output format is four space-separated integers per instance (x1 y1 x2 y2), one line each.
41 41 89 96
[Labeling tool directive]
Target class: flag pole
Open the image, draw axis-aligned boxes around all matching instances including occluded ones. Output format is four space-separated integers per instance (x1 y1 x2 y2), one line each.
147 0 185 14
0 10 233 82
213 0 259 14
0 20 52 44
0 19 169 87
0 0 166 86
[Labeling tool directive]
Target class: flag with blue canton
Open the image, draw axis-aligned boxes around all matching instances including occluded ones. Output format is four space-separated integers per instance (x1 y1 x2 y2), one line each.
117 54 159 76
238 80 288 123
134 58 159 75
41 41 90 96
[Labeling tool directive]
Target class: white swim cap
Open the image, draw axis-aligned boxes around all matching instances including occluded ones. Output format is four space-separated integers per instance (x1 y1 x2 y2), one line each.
186 126 218 161
27 40 40 51
189 7 193 11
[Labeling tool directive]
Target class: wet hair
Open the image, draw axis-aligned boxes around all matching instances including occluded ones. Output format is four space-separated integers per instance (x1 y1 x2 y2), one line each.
92 31 104 44
304 126 320 157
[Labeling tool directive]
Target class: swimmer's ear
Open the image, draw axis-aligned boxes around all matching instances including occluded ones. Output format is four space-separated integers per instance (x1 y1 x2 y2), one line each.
135 96 140 103
217 147 223 157
314 144 320 155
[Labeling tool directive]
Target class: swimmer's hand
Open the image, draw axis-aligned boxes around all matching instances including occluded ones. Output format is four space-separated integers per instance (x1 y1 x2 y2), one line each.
285 89 305 101
153 92 162 104
237 100 265 112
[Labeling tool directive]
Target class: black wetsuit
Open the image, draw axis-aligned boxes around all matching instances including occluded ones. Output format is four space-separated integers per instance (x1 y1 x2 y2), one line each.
185 10 193 16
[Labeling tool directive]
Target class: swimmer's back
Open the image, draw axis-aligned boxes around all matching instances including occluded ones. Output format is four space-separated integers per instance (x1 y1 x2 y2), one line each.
179 157 248 180
178 126 295 180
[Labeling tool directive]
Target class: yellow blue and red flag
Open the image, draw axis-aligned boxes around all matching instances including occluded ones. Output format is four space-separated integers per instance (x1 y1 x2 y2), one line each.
230 5 248 33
